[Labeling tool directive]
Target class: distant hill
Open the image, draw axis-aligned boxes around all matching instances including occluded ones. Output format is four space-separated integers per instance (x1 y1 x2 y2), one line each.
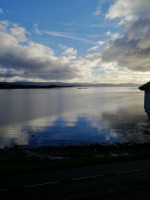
0 82 73 89
0 82 139 89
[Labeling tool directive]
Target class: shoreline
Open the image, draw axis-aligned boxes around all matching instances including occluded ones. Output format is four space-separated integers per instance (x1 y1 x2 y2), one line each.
1 142 150 176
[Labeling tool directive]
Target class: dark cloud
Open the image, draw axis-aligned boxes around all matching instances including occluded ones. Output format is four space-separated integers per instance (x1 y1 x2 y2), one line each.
0 22 82 81
102 1 150 72
102 18 150 72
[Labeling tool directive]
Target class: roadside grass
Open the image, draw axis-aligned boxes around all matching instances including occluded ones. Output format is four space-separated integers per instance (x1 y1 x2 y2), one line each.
1 150 150 176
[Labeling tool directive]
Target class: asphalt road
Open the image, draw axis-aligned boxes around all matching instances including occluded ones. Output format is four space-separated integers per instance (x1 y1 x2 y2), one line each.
1 159 150 199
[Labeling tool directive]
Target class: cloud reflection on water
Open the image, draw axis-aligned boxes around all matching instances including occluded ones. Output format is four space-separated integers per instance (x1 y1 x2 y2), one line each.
0 87 148 148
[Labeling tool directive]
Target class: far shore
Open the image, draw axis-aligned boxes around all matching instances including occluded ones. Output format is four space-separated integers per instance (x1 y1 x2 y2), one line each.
0 82 138 89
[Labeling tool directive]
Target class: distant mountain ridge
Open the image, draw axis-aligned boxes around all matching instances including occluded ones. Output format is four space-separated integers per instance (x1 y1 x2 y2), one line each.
0 82 139 89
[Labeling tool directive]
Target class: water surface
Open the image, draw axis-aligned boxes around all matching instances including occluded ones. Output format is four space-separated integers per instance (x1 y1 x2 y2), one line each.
0 87 149 148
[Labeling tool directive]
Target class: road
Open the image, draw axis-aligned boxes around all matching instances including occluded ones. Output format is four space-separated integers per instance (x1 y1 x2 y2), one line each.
1 159 150 199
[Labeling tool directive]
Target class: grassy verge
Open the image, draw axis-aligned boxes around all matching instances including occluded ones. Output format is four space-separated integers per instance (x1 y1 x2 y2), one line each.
1 150 150 176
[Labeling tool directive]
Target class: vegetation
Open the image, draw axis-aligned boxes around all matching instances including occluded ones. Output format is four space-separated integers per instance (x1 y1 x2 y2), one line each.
0 83 72 89
1 143 150 176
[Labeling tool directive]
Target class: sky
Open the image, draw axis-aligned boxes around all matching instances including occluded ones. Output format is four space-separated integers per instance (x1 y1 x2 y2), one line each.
0 0 150 84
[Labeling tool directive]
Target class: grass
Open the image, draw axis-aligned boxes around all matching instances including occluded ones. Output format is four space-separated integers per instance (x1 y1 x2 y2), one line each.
1 144 150 176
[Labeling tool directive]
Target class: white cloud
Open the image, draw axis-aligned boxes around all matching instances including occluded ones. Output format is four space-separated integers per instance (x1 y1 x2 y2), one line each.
0 13 150 84
43 30 95 44
102 0 150 72
87 46 99 52
97 41 105 46
0 8 3 14
105 31 119 39
93 6 101 16
106 0 150 21
87 41 105 52
93 0 103 16
59 44 67 50
62 47 77 57
106 31 111 36
0 21 104 83
10 24 27 42
34 24 42 35
0 21 82 81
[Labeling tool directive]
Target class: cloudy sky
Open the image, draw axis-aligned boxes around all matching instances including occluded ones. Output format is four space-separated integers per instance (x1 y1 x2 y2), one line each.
0 0 150 84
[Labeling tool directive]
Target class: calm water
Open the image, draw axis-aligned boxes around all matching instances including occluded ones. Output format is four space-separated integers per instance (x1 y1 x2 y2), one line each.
0 87 149 148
